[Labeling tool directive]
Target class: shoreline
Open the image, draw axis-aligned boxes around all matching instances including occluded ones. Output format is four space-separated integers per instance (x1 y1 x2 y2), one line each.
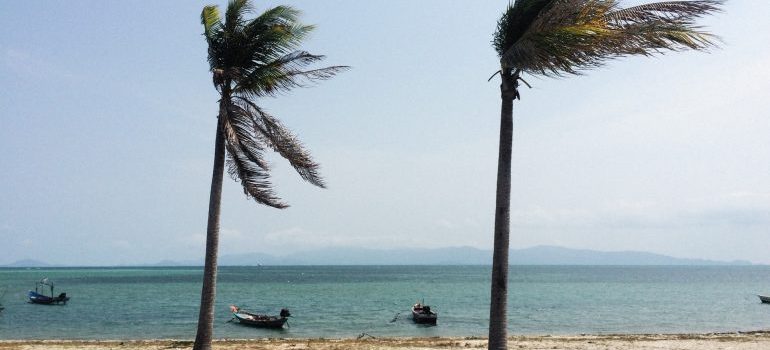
3 332 770 349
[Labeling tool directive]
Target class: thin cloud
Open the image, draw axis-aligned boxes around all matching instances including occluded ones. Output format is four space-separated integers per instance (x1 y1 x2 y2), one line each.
512 194 770 231
3 47 79 81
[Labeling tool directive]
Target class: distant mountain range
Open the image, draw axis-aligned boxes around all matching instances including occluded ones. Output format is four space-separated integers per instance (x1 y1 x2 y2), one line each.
153 245 752 266
2 246 752 267
507 245 751 266
1 259 51 267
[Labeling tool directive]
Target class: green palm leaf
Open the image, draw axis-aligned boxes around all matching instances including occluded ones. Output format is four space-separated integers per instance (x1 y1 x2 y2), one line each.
201 6 221 42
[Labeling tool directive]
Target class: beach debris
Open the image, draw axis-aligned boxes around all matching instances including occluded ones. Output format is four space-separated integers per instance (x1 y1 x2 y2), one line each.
357 332 376 339
166 340 194 349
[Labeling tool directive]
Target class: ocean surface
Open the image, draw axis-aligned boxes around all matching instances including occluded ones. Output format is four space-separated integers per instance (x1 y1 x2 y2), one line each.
1 265 770 340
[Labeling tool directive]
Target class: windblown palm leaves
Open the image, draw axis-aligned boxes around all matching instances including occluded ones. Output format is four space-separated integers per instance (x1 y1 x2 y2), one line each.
201 0 347 208
493 0 723 77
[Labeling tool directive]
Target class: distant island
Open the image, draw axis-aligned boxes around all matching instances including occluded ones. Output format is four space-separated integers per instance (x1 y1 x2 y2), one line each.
1 259 51 267
2 246 752 267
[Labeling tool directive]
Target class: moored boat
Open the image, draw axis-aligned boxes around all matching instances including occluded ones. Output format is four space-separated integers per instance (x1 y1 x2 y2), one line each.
27 278 69 305
230 305 290 328
411 302 437 325
758 295 770 304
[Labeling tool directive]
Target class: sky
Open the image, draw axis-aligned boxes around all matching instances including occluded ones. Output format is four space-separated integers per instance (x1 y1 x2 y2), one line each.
1 1 769 266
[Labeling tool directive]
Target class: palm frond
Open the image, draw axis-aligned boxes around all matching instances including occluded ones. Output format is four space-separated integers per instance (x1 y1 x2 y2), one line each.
223 103 269 171
201 5 222 42
240 6 314 65
285 65 349 84
606 1 723 55
237 51 349 97
249 5 307 43
493 0 556 58
606 1 723 25
225 143 288 209
222 104 287 209
501 0 620 76
495 0 722 77
225 0 251 31
252 5 302 28
616 20 719 55
233 96 325 188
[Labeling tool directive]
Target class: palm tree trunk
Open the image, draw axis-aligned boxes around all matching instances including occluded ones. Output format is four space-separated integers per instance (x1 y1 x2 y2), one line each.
488 69 515 350
193 109 227 350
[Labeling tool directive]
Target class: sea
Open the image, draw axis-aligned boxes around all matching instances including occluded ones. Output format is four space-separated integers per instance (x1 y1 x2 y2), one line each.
1 265 770 340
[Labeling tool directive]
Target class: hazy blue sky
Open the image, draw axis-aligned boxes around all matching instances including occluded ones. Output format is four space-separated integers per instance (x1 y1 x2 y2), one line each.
1 1 769 265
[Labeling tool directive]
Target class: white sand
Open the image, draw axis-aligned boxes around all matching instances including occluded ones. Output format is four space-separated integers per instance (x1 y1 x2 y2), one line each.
3 333 770 350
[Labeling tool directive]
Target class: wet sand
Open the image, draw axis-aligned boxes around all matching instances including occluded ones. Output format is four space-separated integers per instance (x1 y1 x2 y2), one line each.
3 332 770 350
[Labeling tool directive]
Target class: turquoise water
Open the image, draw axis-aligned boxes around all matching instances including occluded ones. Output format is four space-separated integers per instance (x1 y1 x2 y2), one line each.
1 265 769 339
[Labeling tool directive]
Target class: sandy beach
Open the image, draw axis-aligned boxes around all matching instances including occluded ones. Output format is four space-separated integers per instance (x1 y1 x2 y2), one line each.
3 333 770 350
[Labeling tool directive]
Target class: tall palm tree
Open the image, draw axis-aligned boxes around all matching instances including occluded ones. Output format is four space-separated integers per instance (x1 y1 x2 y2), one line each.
194 1 346 349
487 1 722 349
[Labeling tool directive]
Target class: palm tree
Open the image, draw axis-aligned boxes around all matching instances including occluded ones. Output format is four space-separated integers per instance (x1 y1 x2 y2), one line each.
194 1 346 349
487 1 722 349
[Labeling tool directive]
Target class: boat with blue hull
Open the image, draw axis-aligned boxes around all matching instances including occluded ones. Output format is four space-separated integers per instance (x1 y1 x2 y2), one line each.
28 278 69 305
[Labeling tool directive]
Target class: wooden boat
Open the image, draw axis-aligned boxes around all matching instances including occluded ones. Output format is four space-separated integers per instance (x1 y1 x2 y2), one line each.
758 295 770 304
411 302 437 325
230 305 290 328
27 278 69 305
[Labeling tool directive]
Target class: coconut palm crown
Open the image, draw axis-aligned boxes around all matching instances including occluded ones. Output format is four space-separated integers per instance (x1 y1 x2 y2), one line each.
493 0 722 89
201 0 347 208
486 1 722 350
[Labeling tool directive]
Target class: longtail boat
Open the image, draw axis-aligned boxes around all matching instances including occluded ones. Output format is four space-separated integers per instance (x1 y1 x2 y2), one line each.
230 305 290 328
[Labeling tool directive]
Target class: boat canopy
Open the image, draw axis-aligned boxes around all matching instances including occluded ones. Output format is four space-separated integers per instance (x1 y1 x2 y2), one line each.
35 277 55 295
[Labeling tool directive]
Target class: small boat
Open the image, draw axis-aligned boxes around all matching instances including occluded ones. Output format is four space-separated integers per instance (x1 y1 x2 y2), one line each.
27 278 69 305
230 305 290 328
758 295 770 304
411 302 437 325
